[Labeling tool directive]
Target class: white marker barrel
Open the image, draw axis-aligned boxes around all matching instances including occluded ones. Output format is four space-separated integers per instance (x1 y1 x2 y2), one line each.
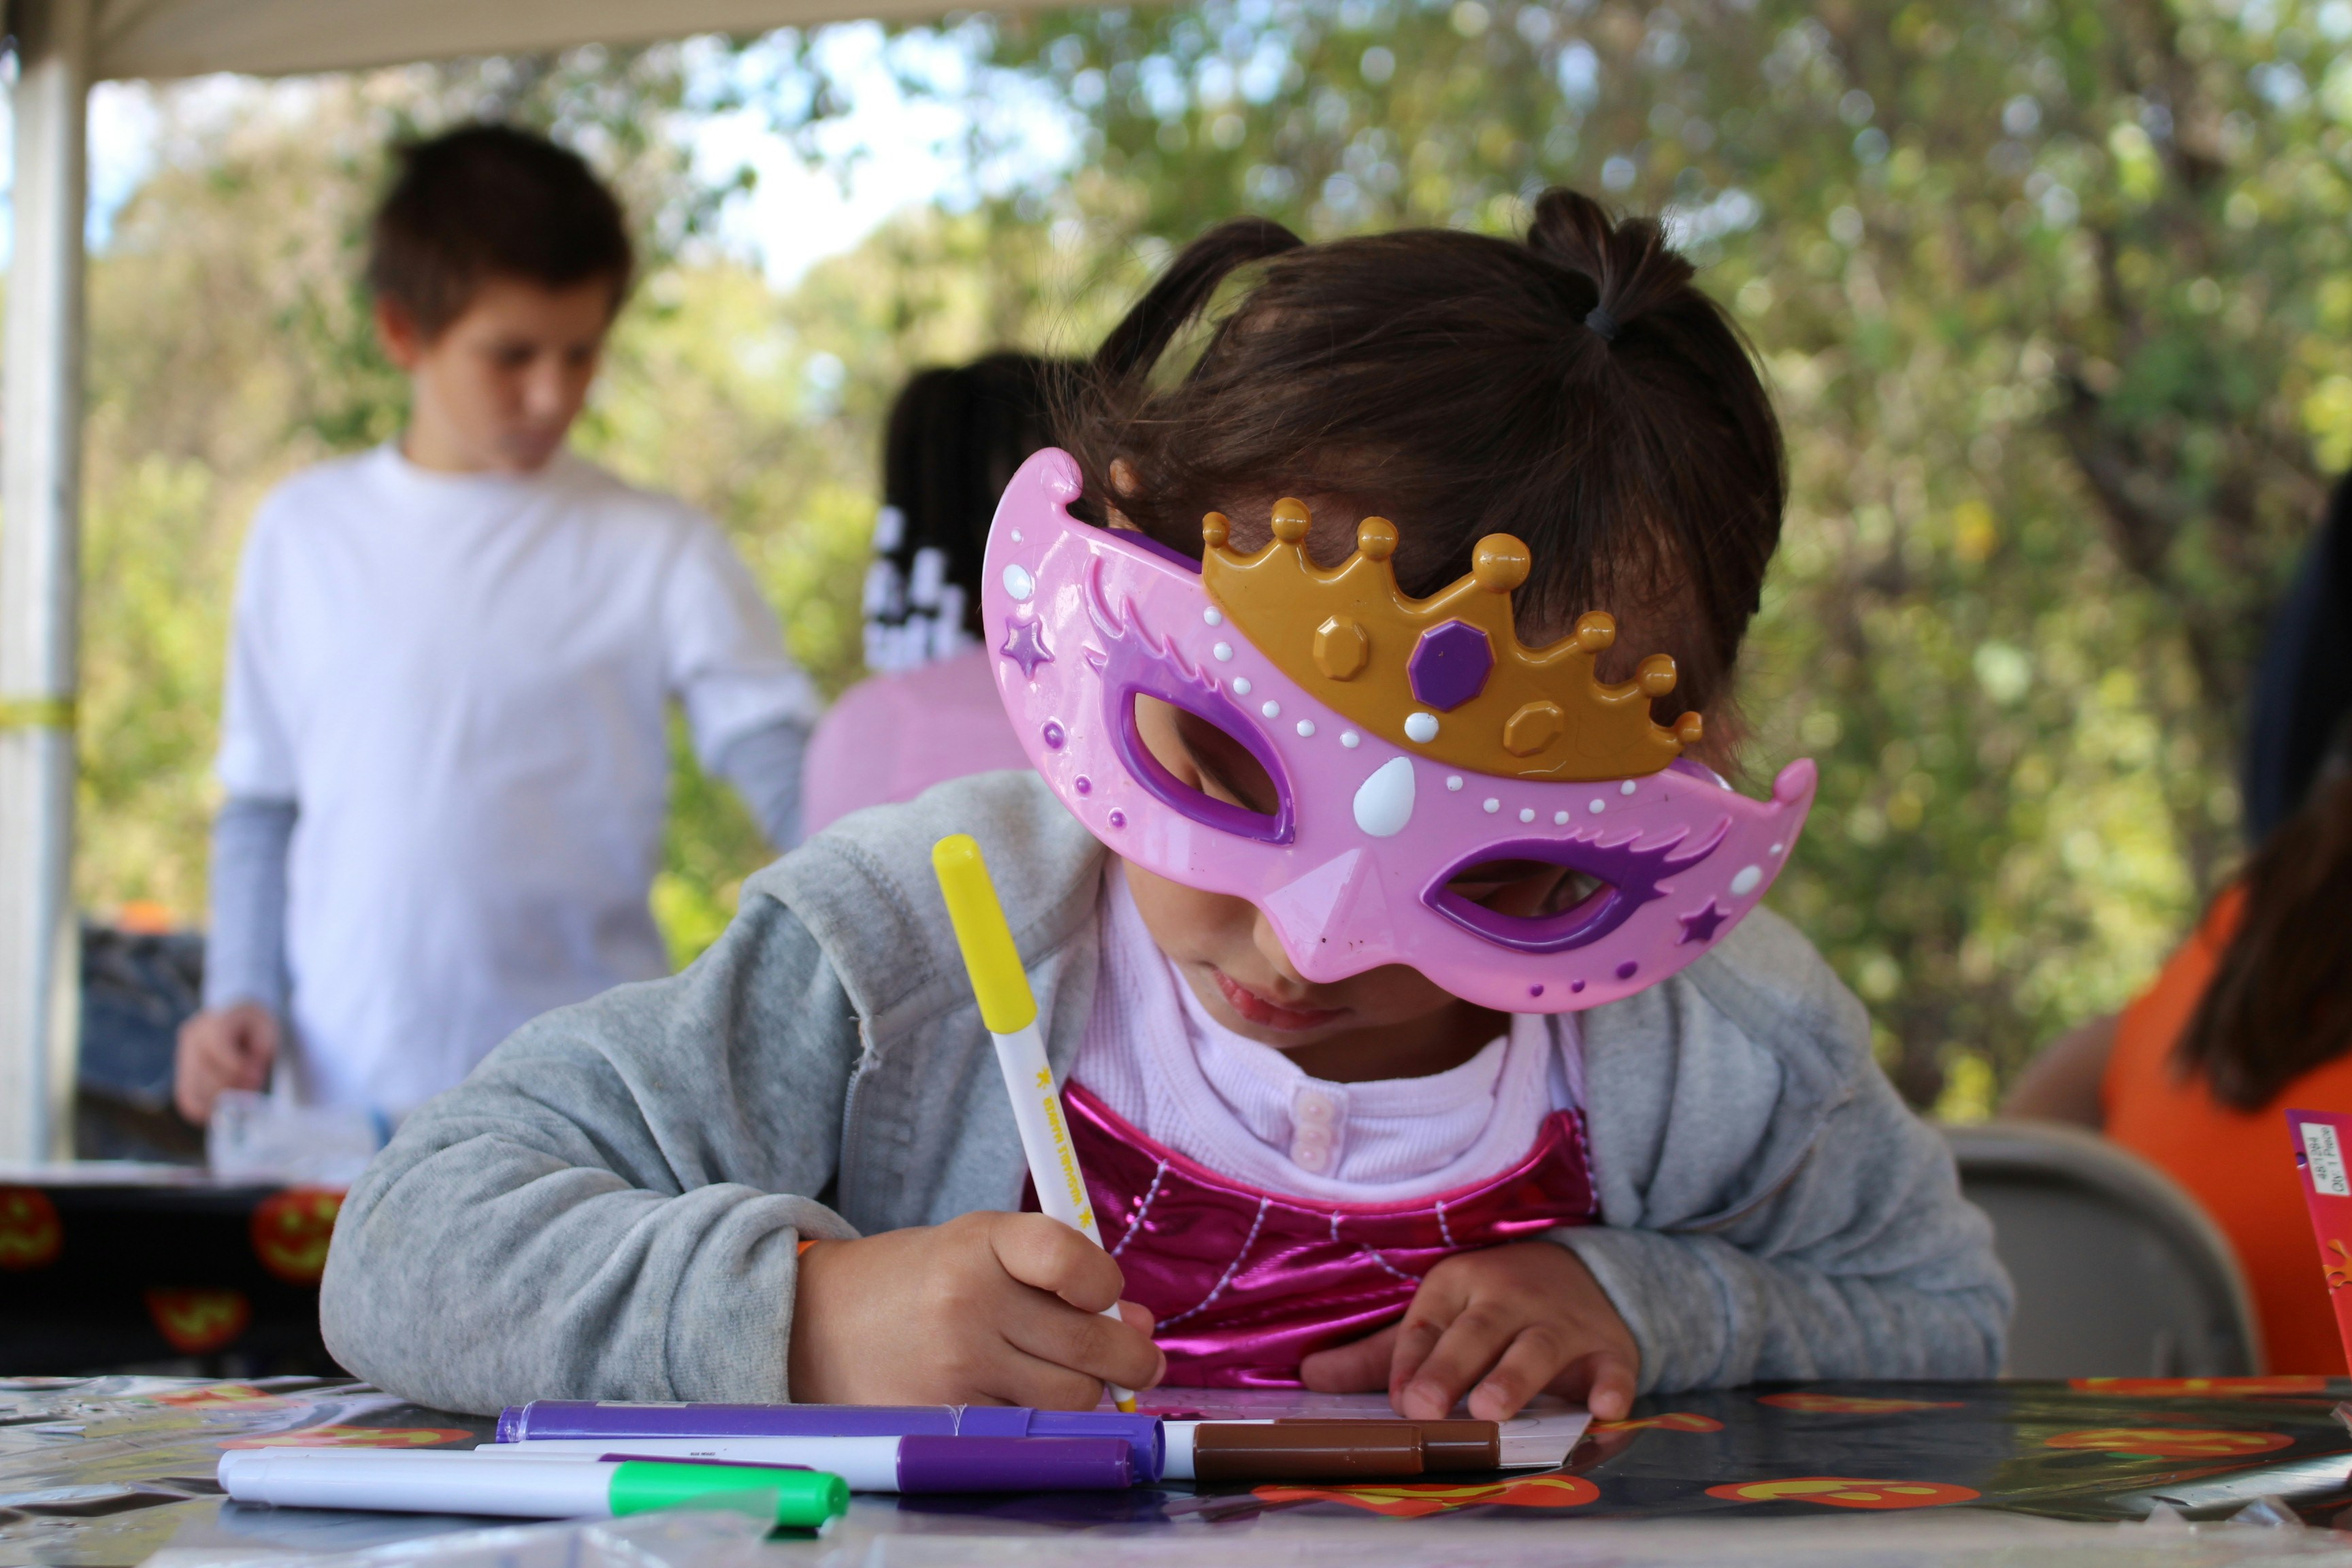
220 1451 620 1518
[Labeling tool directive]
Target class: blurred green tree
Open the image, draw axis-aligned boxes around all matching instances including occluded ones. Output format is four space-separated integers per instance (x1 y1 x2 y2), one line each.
62 0 2351 1110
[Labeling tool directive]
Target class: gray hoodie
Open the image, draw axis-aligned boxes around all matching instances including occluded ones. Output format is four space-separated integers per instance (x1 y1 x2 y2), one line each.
321 770 2009 1414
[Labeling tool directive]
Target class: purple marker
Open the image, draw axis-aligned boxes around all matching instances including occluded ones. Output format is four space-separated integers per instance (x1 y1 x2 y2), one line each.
476 1434 1132 1494
497 1401 1163 1482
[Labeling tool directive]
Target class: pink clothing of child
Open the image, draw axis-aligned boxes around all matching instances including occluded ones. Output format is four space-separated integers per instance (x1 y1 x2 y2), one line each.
1053 866 1599 1386
800 647 1030 834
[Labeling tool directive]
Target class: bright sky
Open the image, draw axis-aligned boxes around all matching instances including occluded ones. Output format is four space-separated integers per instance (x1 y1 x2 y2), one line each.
0 22 1081 287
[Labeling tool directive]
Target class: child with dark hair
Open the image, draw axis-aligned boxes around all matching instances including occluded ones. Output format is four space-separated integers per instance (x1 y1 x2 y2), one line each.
323 191 2006 1419
802 354 1081 834
176 124 818 1126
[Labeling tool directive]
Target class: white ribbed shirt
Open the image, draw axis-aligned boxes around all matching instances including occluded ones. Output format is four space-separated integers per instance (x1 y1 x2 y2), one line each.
1073 868 1581 1205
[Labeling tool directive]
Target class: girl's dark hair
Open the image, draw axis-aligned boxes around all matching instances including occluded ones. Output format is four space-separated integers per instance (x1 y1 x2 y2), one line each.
368 123 633 338
1059 189 1786 751
2176 721 2352 1110
866 353 1083 672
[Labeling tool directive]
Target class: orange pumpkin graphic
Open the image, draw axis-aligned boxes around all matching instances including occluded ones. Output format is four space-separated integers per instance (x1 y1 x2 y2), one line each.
154 1383 288 1411
250 1188 344 1285
1757 1392 1963 1414
1706 1477 1979 1509
0 1187 62 1270
1592 1412 1727 1433
2044 1427 2292 1458
1254 1473 1599 1518
144 1288 250 1353
223 1425 475 1449
2069 1376 2330 1397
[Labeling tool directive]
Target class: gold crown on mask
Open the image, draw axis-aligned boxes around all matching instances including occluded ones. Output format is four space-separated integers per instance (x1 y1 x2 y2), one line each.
1200 498 1699 781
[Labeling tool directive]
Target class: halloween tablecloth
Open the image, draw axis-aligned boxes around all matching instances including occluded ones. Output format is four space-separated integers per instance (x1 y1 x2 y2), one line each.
11 1376 2352 1565
0 1178 343 1377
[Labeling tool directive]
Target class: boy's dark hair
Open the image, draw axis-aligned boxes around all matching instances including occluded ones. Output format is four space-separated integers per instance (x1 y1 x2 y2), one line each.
1058 189 1785 758
367 124 634 339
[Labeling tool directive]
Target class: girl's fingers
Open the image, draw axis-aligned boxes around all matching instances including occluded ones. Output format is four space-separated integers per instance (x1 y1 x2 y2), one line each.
1392 1304 1518 1420
1544 1348 1639 1422
1384 1275 1473 1406
990 1213 1128 1313
1464 1325 1575 1422
1298 1324 1397 1393
1000 1281 1165 1394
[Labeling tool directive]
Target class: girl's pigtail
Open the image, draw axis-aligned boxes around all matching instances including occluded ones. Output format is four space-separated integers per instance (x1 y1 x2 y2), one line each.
1092 216 1305 385
1524 189 1694 349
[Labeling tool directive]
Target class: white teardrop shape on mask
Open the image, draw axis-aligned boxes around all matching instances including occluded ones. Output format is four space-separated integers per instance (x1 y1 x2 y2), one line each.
1353 756 1416 838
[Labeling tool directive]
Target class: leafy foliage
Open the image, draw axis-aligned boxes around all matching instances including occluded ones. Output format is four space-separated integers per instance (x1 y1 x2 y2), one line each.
64 0 2348 1109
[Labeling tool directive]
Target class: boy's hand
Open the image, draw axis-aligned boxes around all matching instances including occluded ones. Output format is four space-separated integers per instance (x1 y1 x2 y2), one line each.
788 1211 1165 1408
174 1002 280 1124
1297 1242 1639 1422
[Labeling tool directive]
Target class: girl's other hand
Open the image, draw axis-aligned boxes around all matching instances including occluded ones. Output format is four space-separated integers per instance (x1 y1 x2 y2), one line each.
1296 1243 1638 1422
787 1211 1165 1407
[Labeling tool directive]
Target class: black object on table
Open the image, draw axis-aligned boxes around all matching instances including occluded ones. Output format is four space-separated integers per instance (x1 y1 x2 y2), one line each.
0 1177 344 1377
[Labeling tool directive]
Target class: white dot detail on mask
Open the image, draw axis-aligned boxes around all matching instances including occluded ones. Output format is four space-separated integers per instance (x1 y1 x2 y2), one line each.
1296 719 1316 738
1588 798 1607 815
1002 564 1034 602
1011 529 1023 542
1769 842 1784 855
1482 798 1500 814
1231 676 1252 696
1261 700 1281 719
1340 730 1360 749
1519 808 1536 823
1554 811 1570 826
1404 711 1439 743
1352 756 1416 838
1620 780 1637 796
1212 642 1234 662
1203 607 1224 626
1730 864 1763 896
1446 775 1463 791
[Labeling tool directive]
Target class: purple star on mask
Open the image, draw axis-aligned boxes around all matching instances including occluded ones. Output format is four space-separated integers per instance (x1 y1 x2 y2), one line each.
1677 900 1729 945
1000 615 1054 679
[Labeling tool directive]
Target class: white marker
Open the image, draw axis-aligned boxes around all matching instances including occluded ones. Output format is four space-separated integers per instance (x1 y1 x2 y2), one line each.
216 1449 845 1524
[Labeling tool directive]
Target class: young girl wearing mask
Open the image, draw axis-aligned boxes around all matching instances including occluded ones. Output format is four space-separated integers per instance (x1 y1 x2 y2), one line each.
321 191 2007 1422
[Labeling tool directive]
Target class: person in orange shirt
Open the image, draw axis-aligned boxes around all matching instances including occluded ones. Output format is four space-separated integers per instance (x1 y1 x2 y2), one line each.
2006 737 2352 1372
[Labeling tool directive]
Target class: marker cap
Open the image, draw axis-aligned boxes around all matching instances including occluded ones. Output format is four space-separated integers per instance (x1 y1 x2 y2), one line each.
932 835 1039 1033
1192 1421 1424 1482
608 1460 847 1527
896 1435 1133 1493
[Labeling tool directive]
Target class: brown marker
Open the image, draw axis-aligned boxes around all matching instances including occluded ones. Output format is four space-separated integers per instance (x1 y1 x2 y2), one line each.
1174 1420 1503 1482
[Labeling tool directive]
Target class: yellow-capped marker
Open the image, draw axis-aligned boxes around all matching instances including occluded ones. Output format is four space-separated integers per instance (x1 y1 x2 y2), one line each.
932 834 1139 1414
934 834 1039 1034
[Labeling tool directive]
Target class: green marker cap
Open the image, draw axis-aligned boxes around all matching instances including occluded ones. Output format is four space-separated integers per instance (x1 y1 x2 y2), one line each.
608 1459 849 1529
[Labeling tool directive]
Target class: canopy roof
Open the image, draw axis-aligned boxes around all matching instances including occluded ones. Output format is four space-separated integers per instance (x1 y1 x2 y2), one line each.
84 0 969 82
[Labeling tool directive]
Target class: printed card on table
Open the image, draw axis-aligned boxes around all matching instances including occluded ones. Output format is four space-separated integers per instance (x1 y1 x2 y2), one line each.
2285 1107 2352 1371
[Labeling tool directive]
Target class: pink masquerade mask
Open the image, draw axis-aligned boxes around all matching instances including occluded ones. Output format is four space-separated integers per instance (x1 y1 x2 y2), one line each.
979 449 1816 1013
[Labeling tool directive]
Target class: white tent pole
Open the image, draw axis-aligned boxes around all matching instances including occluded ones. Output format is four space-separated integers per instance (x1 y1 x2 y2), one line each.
0 0 90 1166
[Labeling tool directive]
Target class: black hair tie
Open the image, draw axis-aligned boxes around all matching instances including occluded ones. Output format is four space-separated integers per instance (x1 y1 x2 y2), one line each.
1584 304 1620 343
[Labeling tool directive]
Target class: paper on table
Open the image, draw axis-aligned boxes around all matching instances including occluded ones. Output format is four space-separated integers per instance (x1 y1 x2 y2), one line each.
1130 1387 1591 1470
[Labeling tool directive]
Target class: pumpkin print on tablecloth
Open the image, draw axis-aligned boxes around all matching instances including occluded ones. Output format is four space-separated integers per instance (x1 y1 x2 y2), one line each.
222 1426 475 1449
0 1187 61 1270
144 1288 250 1354
250 1188 344 1284
1254 1473 1600 1518
2044 1428 2293 1458
1705 1477 1980 1509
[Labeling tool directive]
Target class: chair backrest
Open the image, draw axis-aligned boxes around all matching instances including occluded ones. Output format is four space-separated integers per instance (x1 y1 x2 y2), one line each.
1940 1120 2264 1378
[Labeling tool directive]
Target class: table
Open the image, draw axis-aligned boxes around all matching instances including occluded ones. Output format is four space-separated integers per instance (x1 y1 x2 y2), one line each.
10 1375 2352 1566
0 1174 343 1377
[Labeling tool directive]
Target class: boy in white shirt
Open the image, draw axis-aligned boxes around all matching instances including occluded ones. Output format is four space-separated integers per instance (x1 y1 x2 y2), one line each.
175 124 817 1124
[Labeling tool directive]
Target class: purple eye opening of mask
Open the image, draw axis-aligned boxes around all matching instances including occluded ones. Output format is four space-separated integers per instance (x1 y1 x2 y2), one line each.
1086 557 1296 845
1420 818 1729 954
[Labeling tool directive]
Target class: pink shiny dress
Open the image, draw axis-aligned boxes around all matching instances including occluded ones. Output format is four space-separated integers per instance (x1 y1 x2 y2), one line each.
1051 1082 1601 1387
